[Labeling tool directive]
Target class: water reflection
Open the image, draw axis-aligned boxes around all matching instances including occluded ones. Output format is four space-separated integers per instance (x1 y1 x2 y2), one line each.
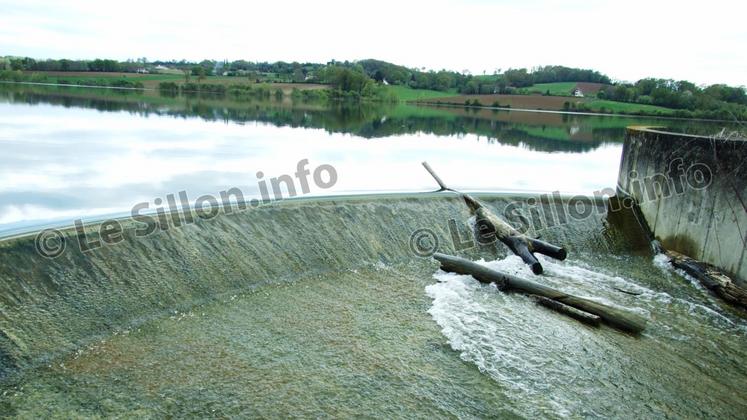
0 84 735 234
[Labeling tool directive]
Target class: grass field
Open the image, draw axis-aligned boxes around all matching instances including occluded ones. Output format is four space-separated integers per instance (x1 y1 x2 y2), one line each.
411 92 677 116
525 82 609 96
585 99 675 115
385 85 458 101
526 82 578 96
412 93 584 111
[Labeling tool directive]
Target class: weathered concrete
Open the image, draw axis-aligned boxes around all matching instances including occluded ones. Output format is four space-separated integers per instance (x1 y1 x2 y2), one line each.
617 127 747 284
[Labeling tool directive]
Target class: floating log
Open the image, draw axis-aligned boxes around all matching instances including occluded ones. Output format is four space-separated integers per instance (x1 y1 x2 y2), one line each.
422 162 567 274
532 295 601 327
664 249 747 309
433 252 647 333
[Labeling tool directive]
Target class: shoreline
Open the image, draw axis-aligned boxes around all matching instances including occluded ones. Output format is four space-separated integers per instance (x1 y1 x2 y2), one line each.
1 80 740 123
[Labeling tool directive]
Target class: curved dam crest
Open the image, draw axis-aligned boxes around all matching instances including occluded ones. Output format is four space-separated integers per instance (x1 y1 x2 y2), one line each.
0 193 634 377
1 195 746 418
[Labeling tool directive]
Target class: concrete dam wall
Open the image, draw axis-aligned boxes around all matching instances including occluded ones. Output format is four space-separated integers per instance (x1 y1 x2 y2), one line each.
617 127 747 284
0 193 641 380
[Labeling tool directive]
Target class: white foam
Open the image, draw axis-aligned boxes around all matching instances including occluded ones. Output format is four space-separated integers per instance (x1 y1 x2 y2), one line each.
425 254 747 416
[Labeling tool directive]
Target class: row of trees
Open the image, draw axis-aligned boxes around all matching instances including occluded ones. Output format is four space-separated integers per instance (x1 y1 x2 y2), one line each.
4 55 745 116
597 78 747 111
357 59 469 91
503 66 611 87
3 57 150 73
353 60 613 94
313 65 396 101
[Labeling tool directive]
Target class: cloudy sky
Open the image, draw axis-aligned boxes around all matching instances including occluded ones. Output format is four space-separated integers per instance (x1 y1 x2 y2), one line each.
1 0 744 86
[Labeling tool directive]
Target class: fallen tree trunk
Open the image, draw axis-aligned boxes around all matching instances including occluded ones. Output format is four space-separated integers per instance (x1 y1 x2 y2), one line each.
422 162 567 274
532 295 601 327
433 252 647 334
664 249 747 309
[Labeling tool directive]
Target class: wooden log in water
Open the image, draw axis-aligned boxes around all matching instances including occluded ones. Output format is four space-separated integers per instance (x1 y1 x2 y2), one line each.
665 250 747 309
421 162 568 275
433 252 647 333
532 295 601 327
468 197 567 274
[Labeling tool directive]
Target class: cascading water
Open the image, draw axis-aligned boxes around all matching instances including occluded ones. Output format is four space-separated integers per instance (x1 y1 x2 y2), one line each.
1 194 746 418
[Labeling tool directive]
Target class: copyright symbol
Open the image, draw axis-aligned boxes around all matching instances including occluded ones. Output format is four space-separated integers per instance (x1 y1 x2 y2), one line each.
409 228 439 258
34 228 66 259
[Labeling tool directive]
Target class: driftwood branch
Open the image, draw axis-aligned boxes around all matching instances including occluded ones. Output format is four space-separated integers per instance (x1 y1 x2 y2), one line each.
421 161 451 192
434 252 647 333
664 249 747 309
422 161 567 274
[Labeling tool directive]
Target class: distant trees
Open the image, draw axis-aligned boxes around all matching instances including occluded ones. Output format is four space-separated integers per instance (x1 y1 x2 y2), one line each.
316 65 373 94
354 59 467 92
529 65 611 84
593 77 747 119
192 66 207 83
192 62 213 77
88 59 120 72
703 84 747 105
222 60 322 82
3 54 746 119
503 68 532 87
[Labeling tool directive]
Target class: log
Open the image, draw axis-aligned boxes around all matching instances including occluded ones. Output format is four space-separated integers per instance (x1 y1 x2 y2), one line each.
422 162 567 274
532 295 601 327
469 198 566 274
421 161 451 192
664 249 747 309
433 252 647 333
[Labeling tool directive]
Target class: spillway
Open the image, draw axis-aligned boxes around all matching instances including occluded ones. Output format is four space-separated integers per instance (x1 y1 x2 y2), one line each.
1 193 746 417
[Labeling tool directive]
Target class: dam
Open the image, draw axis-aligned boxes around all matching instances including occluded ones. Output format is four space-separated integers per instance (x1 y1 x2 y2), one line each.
618 127 747 285
1 193 747 417
1 85 746 417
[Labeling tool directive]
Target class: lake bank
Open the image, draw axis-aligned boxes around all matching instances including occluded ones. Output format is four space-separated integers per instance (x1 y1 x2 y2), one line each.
2 71 737 120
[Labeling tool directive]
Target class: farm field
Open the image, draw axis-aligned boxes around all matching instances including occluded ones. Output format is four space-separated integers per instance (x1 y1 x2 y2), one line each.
413 94 585 111
413 92 677 116
526 82 578 96
385 85 458 101
585 99 676 115
526 82 609 96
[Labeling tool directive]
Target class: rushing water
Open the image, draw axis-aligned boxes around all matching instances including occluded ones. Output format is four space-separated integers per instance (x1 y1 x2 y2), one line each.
1 85 746 418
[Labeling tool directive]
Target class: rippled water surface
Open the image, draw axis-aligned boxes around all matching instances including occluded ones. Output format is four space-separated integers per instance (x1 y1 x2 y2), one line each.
3 252 746 418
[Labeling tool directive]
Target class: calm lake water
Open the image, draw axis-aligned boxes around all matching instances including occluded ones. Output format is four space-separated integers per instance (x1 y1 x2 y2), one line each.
0 84 735 236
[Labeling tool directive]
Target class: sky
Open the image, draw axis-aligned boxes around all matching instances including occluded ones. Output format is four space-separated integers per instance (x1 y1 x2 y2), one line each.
0 0 745 86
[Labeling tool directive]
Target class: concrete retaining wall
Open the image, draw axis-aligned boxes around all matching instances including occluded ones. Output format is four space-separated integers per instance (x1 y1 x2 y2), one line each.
618 127 747 284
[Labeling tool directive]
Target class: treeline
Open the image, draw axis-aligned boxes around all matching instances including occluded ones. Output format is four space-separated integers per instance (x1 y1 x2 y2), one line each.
2 57 149 73
501 66 611 87
4 55 746 119
354 60 610 94
598 79 747 107
596 79 747 119
313 65 397 101
357 59 469 91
